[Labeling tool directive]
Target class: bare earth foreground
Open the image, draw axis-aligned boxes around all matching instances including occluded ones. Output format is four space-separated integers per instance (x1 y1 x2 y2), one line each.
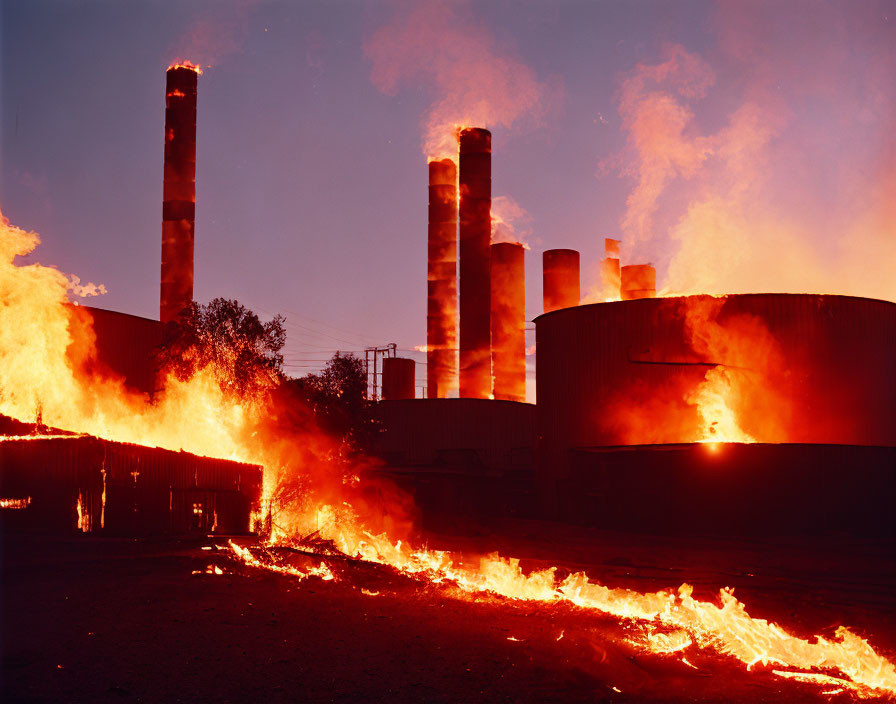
2 529 895 703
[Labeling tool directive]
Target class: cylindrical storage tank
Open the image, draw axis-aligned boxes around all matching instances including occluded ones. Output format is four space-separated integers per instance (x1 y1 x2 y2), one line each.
490 242 526 403
458 127 492 399
382 358 416 400
427 158 458 399
620 264 656 300
535 294 896 456
543 249 580 313
160 64 199 324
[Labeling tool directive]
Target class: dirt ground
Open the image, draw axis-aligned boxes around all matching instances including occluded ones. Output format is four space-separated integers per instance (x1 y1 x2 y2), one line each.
2 529 894 703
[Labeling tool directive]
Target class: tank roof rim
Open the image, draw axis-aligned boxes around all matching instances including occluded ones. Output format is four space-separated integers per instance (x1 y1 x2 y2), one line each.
532 292 896 323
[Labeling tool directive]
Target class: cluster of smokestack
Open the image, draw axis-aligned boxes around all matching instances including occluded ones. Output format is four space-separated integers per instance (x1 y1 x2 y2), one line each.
425 128 526 403
542 238 656 311
422 127 658 402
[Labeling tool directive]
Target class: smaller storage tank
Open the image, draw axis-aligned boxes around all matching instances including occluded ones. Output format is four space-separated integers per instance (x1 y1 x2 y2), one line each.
620 264 656 300
382 357 416 400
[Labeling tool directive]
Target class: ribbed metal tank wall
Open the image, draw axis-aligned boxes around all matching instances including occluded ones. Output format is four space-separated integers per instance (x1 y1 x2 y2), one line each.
535 294 896 453
426 158 458 399
374 398 536 470
160 65 198 324
542 249 580 313
490 242 526 403
74 306 163 394
458 128 492 399
382 357 416 400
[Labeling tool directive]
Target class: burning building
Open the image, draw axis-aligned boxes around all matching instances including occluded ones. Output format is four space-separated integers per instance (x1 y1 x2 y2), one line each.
0 428 262 535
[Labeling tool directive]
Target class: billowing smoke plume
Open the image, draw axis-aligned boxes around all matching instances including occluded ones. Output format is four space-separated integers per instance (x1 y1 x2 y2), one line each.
613 1 896 301
68 275 107 299
169 0 257 69
365 0 557 157
491 195 532 250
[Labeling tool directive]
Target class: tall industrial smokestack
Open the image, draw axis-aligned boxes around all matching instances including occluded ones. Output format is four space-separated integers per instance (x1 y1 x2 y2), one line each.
458 127 492 398
490 242 525 403
600 238 621 301
160 63 199 324
621 264 656 300
427 158 458 399
542 249 580 313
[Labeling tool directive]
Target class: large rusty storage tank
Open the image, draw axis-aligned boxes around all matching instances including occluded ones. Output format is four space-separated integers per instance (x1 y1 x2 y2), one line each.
535 294 896 452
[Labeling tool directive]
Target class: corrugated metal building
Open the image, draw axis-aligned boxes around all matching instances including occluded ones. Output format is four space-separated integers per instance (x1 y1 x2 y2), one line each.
0 434 262 535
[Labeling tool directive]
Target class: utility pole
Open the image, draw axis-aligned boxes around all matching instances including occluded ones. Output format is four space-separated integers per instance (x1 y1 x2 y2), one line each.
364 343 396 401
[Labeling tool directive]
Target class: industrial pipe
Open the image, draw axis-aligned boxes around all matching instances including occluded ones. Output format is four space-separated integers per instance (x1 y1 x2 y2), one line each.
160 64 199 324
490 242 526 403
458 127 492 398
542 249 580 313
426 158 458 399
621 264 657 300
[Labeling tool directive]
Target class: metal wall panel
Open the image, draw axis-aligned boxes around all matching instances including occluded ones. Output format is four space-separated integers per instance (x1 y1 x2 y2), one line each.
374 398 536 471
0 435 262 534
535 294 896 454
77 306 162 394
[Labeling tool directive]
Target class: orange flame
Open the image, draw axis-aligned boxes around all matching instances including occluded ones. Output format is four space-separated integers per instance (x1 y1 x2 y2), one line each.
233 511 896 698
167 60 203 75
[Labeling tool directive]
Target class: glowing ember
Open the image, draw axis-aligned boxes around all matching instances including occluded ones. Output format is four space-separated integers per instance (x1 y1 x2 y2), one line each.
229 541 334 582
0 434 84 442
0 497 31 509
76 493 90 532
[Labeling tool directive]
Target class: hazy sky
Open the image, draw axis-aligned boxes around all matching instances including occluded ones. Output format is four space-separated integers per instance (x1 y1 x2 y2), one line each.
2 0 894 394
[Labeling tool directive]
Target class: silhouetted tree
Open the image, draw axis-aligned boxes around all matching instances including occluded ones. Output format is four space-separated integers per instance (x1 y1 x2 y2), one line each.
157 298 286 399
290 352 378 453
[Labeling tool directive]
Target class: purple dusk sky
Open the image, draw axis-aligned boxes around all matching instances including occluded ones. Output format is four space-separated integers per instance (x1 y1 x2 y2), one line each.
2 0 894 395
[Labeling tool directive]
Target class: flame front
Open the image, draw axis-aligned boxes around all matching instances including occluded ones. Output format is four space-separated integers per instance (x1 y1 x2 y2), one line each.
234 512 896 698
